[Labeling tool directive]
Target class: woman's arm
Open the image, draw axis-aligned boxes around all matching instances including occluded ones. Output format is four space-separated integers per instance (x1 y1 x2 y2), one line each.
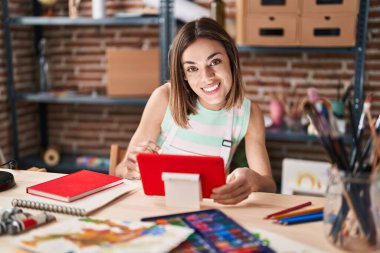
115 83 170 178
211 102 276 204
244 102 276 193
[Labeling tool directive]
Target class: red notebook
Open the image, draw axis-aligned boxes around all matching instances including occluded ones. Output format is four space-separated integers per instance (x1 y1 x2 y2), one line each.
26 170 124 202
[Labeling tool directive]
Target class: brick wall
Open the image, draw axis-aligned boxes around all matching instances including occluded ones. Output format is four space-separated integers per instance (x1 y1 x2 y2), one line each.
0 0 39 161
0 0 379 184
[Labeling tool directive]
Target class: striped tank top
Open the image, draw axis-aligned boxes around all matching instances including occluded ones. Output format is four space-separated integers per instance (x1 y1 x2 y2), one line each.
157 97 251 169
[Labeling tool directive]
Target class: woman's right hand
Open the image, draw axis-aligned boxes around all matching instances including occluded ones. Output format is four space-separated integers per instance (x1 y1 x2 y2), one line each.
116 141 161 179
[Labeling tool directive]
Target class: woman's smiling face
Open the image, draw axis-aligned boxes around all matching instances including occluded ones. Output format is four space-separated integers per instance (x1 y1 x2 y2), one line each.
181 38 232 111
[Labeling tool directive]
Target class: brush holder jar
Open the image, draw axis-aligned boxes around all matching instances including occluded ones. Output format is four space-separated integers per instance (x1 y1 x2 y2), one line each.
324 170 380 252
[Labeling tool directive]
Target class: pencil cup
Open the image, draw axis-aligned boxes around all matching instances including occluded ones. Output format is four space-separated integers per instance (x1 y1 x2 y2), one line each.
324 170 380 252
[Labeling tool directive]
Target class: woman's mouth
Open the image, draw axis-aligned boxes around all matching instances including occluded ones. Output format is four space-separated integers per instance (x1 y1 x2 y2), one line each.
202 83 220 94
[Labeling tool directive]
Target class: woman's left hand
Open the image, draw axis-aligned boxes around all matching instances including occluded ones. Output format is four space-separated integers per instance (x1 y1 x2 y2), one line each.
210 167 255 205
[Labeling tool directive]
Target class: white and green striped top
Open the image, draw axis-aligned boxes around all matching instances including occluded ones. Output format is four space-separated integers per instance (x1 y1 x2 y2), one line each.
157 97 251 169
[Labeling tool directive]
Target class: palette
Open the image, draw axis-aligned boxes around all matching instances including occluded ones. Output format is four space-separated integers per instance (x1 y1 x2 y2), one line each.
142 209 275 253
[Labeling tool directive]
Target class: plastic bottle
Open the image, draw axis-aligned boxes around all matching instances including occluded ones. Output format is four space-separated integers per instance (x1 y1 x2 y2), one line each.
210 0 225 28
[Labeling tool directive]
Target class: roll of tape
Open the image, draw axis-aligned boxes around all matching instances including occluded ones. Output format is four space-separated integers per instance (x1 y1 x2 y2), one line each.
43 147 60 167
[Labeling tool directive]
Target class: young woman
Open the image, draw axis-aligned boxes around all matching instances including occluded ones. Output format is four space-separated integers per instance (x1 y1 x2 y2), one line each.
115 17 276 204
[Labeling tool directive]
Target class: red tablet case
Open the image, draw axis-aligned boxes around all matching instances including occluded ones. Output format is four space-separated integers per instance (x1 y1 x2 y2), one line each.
27 170 124 202
137 153 226 198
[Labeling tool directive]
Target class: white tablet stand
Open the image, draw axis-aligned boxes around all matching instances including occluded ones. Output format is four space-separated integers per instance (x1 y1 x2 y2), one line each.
161 172 202 209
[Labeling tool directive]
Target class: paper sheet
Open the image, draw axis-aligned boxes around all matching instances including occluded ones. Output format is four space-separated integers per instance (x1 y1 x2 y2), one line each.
252 228 326 253
16 217 193 253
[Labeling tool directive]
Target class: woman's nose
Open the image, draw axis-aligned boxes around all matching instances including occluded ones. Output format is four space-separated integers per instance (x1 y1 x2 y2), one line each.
201 66 215 83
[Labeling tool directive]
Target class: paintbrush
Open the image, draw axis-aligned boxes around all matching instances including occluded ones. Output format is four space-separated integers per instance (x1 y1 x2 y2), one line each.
352 94 373 173
361 113 380 163
375 113 380 133
357 94 373 140
304 102 347 170
341 79 353 104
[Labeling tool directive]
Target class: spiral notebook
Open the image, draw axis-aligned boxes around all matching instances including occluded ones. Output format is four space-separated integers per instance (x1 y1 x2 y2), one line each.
12 180 139 216
26 170 124 202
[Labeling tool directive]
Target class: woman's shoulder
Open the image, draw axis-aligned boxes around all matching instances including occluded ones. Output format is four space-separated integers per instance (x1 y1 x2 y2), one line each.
147 83 170 108
151 83 170 100
142 83 171 125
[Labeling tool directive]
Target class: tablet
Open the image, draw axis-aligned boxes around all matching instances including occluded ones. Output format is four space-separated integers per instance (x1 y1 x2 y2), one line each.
136 153 226 198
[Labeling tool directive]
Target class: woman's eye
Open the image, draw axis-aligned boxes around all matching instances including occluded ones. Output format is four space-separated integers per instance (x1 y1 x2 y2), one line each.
210 59 221 66
186 66 198 72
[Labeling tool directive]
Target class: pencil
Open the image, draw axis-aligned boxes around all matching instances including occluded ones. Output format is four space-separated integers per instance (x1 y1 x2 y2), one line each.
264 201 312 219
277 212 323 225
270 207 324 220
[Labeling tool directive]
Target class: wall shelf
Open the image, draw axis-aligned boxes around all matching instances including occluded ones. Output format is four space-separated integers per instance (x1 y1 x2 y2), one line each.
238 45 355 54
16 92 148 106
265 126 352 143
9 16 160 26
19 154 109 174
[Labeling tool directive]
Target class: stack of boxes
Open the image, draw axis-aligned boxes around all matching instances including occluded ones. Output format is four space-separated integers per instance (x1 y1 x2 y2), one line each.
236 0 359 47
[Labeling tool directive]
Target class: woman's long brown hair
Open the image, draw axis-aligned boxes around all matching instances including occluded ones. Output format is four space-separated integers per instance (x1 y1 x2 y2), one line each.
169 17 244 128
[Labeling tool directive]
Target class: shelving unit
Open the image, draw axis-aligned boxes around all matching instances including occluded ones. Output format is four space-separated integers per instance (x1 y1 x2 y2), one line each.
2 0 175 171
1 0 369 172
240 0 369 142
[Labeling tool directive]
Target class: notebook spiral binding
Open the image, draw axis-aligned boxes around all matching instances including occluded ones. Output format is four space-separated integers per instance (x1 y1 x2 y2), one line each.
11 199 86 216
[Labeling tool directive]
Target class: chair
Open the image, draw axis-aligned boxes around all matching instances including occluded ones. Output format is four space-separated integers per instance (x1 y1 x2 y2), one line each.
109 144 127 176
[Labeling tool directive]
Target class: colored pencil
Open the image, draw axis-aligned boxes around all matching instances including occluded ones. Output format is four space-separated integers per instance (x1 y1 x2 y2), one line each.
264 201 312 219
277 212 323 225
277 211 323 223
270 207 324 220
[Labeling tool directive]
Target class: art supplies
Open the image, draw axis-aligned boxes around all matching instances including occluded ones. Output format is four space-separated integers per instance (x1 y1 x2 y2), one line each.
265 203 324 226
270 207 324 220
76 155 109 169
276 211 324 225
0 207 56 235
142 209 275 253
16 217 193 253
13 180 138 216
303 94 380 250
27 170 124 202
264 201 312 219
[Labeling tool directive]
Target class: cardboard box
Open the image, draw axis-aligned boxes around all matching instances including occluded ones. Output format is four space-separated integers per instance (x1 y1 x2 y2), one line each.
239 0 300 14
302 0 359 13
300 13 357 46
237 13 299 46
106 48 160 97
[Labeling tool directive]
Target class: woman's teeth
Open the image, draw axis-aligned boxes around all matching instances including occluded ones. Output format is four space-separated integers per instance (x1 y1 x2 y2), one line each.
203 83 219 92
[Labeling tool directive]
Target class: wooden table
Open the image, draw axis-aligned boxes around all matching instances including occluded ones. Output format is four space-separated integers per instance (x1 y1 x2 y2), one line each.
0 169 345 252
